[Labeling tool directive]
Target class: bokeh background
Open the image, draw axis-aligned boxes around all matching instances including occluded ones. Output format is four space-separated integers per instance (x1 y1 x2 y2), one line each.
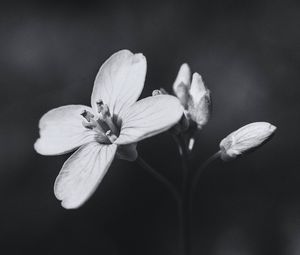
0 0 299 254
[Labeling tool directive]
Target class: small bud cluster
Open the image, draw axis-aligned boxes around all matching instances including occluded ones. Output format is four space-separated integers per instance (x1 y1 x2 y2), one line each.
152 63 211 151
153 64 276 159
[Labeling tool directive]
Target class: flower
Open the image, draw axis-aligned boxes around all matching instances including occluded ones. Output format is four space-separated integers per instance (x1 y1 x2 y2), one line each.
34 50 183 209
219 122 277 161
173 63 211 130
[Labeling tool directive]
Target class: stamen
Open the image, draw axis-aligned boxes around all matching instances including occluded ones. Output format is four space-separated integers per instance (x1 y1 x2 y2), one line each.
82 121 96 129
81 110 94 122
81 110 105 133
98 103 118 135
106 130 117 143
101 104 111 118
96 100 104 113
81 101 120 144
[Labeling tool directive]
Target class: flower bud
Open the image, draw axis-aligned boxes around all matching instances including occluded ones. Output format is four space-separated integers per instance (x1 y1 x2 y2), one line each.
152 88 168 96
187 73 211 129
219 122 277 161
173 63 191 108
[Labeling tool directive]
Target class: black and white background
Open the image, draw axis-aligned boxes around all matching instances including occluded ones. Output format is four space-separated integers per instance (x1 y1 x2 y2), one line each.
0 0 299 254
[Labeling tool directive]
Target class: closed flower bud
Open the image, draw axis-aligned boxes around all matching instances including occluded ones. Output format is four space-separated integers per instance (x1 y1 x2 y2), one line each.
172 64 211 131
187 73 211 129
173 63 191 108
219 122 277 161
152 88 168 96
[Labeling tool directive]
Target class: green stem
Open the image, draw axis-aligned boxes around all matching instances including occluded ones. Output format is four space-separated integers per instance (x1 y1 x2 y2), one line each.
136 156 180 203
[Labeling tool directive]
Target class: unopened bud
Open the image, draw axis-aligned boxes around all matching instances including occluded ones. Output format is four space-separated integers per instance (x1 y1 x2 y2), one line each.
173 63 191 108
219 122 277 161
188 73 211 129
152 90 163 96
173 63 191 92
152 88 168 96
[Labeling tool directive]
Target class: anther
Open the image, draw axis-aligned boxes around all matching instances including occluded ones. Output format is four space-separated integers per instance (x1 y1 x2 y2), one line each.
152 88 168 96
101 104 111 118
96 100 104 113
82 121 96 129
98 104 118 134
105 130 117 143
81 110 94 122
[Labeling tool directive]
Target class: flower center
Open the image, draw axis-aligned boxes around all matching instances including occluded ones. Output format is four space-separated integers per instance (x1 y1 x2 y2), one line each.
81 100 119 144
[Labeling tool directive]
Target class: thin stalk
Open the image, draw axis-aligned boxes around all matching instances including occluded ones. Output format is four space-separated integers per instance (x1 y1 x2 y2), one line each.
191 151 221 195
178 135 191 255
136 156 180 203
187 151 221 255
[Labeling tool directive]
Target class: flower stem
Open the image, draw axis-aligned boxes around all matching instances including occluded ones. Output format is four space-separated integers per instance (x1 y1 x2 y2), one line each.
177 135 191 255
136 156 180 203
191 151 221 195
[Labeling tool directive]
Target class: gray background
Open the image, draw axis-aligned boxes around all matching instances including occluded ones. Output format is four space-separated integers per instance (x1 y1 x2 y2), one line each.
0 0 299 254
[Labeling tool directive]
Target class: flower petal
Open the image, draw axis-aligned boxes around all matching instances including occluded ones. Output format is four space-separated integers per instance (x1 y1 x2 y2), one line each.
34 105 97 155
54 142 117 209
91 49 147 117
188 73 211 129
173 63 191 108
115 95 183 145
173 63 191 92
189 73 206 104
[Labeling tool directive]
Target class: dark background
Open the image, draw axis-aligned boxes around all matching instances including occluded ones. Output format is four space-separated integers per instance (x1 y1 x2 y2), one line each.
0 0 299 254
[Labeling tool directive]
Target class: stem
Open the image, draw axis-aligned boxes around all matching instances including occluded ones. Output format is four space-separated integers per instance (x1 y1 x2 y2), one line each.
178 135 191 255
191 151 221 195
186 151 220 255
136 156 180 203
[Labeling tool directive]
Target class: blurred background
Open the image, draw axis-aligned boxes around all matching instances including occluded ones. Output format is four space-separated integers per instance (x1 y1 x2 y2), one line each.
0 0 299 254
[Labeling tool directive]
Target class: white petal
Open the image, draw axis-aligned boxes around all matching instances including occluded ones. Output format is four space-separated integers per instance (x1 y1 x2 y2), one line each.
91 49 147 117
173 63 191 108
54 142 117 209
34 105 96 155
188 73 211 129
189 73 206 104
173 63 191 92
115 95 183 145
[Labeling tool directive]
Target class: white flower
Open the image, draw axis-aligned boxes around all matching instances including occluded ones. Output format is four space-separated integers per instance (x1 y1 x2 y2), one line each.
219 122 277 161
34 50 183 209
173 63 211 129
